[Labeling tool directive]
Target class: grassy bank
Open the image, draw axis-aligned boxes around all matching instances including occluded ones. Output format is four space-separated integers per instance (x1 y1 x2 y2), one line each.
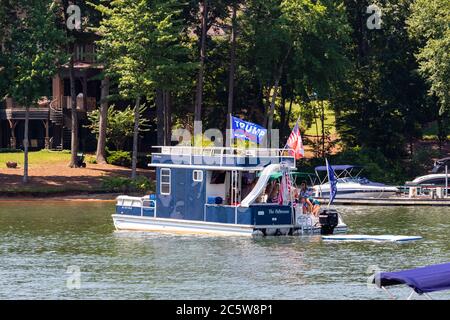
0 149 71 166
0 150 154 197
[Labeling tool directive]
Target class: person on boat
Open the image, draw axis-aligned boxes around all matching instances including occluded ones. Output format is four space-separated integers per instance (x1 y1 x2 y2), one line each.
299 196 309 214
306 196 321 217
268 182 280 203
299 182 308 197
241 176 253 199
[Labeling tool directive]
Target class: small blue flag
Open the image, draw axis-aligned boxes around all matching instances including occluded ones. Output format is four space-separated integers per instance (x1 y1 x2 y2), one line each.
326 158 337 206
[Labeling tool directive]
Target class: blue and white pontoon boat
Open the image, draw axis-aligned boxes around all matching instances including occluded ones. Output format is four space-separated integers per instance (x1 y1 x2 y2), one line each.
112 146 347 236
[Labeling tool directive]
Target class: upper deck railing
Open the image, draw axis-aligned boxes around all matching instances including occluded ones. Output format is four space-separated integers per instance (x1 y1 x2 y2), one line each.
151 145 296 168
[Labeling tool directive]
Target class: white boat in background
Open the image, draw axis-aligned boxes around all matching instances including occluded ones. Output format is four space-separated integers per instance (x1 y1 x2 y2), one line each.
406 174 450 187
312 165 399 199
406 158 450 189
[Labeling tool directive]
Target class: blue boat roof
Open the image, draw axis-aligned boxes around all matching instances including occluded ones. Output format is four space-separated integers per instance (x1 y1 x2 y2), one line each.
375 262 450 294
315 165 362 171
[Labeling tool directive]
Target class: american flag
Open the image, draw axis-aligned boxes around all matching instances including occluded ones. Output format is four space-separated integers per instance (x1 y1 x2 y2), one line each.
277 171 291 205
286 119 305 160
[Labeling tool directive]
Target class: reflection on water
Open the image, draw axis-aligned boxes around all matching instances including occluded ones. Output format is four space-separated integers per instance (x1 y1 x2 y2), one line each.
0 202 449 299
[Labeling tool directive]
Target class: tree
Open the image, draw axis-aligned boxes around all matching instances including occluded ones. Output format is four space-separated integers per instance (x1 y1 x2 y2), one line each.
94 0 195 177
94 0 152 178
407 0 450 148
96 77 110 163
242 0 350 146
6 0 66 183
333 0 429 159
87 105 150 151
57 0 102 167
0 2 10 99
226 1 238 143
194 0 208 124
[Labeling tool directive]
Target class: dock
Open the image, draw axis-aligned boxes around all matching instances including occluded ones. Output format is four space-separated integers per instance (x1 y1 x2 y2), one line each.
317 197 450 206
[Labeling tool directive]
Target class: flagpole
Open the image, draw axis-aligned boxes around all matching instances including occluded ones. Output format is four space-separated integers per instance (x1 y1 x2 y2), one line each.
229 113 232 152
326 158 331 208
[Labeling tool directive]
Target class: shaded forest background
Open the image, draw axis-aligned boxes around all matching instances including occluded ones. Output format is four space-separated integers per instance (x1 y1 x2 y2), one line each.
1 0 449 184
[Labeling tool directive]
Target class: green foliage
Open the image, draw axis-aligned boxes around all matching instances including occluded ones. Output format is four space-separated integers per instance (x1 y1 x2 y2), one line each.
333 0 430 159
107 150 131 167
407 0 450 115
86 105 150 150
4 0 67 107
408 148 439 178
91 0 195 98
101 175 154 193
330 147 406 184
86 155 97 164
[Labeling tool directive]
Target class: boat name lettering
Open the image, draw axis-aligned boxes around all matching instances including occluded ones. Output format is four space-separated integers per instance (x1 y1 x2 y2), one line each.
268 209 290 214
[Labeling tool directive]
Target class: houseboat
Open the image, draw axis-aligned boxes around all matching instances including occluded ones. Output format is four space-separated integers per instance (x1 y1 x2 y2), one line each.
112 146 347 236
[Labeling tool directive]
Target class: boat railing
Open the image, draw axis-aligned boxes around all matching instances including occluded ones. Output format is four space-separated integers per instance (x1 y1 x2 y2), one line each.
153 145 295 165
116 195 156 217
141 199 157 217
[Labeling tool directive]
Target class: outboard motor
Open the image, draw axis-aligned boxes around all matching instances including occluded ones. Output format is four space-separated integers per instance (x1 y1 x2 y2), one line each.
319 208 339 235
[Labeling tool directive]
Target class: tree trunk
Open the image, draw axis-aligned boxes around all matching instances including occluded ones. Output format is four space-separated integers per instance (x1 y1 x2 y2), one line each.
96 77 110 164
279 88 286 140
69 56 79 167
286 98 293 129
266 47 291 146
321 100 325 158
312 101 320 157
194 0 208 123
156 88 164 146
23 106 29 183
131 96 141 179
164 90 172 146
266 77 281 146
226 2 237 145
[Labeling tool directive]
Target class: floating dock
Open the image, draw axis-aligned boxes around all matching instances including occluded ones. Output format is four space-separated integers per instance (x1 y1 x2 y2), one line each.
317 197 450 206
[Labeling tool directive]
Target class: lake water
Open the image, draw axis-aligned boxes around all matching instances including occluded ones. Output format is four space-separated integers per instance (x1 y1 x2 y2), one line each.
0 201 449 300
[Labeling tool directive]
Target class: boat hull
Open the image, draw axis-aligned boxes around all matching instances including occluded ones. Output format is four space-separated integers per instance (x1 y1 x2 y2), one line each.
112 214 348 236
316 190 398 199
113 214 256 236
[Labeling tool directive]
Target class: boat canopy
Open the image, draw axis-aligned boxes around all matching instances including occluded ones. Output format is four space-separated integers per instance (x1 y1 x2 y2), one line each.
257 171 317 185
375 262 450 295
314 165 364 184
314 165 363 172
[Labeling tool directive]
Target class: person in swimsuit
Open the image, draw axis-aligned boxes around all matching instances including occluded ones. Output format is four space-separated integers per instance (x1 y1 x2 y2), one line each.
306 196 321 217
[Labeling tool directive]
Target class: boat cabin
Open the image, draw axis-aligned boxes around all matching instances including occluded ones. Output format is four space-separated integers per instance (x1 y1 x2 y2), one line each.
150 146 295 228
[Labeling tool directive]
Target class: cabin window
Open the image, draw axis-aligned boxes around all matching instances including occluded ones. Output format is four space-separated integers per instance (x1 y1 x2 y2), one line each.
193 170 203 182
160 168 171 195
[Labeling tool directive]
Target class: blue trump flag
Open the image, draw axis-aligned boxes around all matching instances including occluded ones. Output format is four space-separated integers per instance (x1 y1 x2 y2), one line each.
231 116 267 144
326 158 337 206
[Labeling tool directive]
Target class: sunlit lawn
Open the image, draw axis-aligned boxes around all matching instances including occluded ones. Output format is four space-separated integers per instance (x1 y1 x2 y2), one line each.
303 107 337 136
0 150 72 166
